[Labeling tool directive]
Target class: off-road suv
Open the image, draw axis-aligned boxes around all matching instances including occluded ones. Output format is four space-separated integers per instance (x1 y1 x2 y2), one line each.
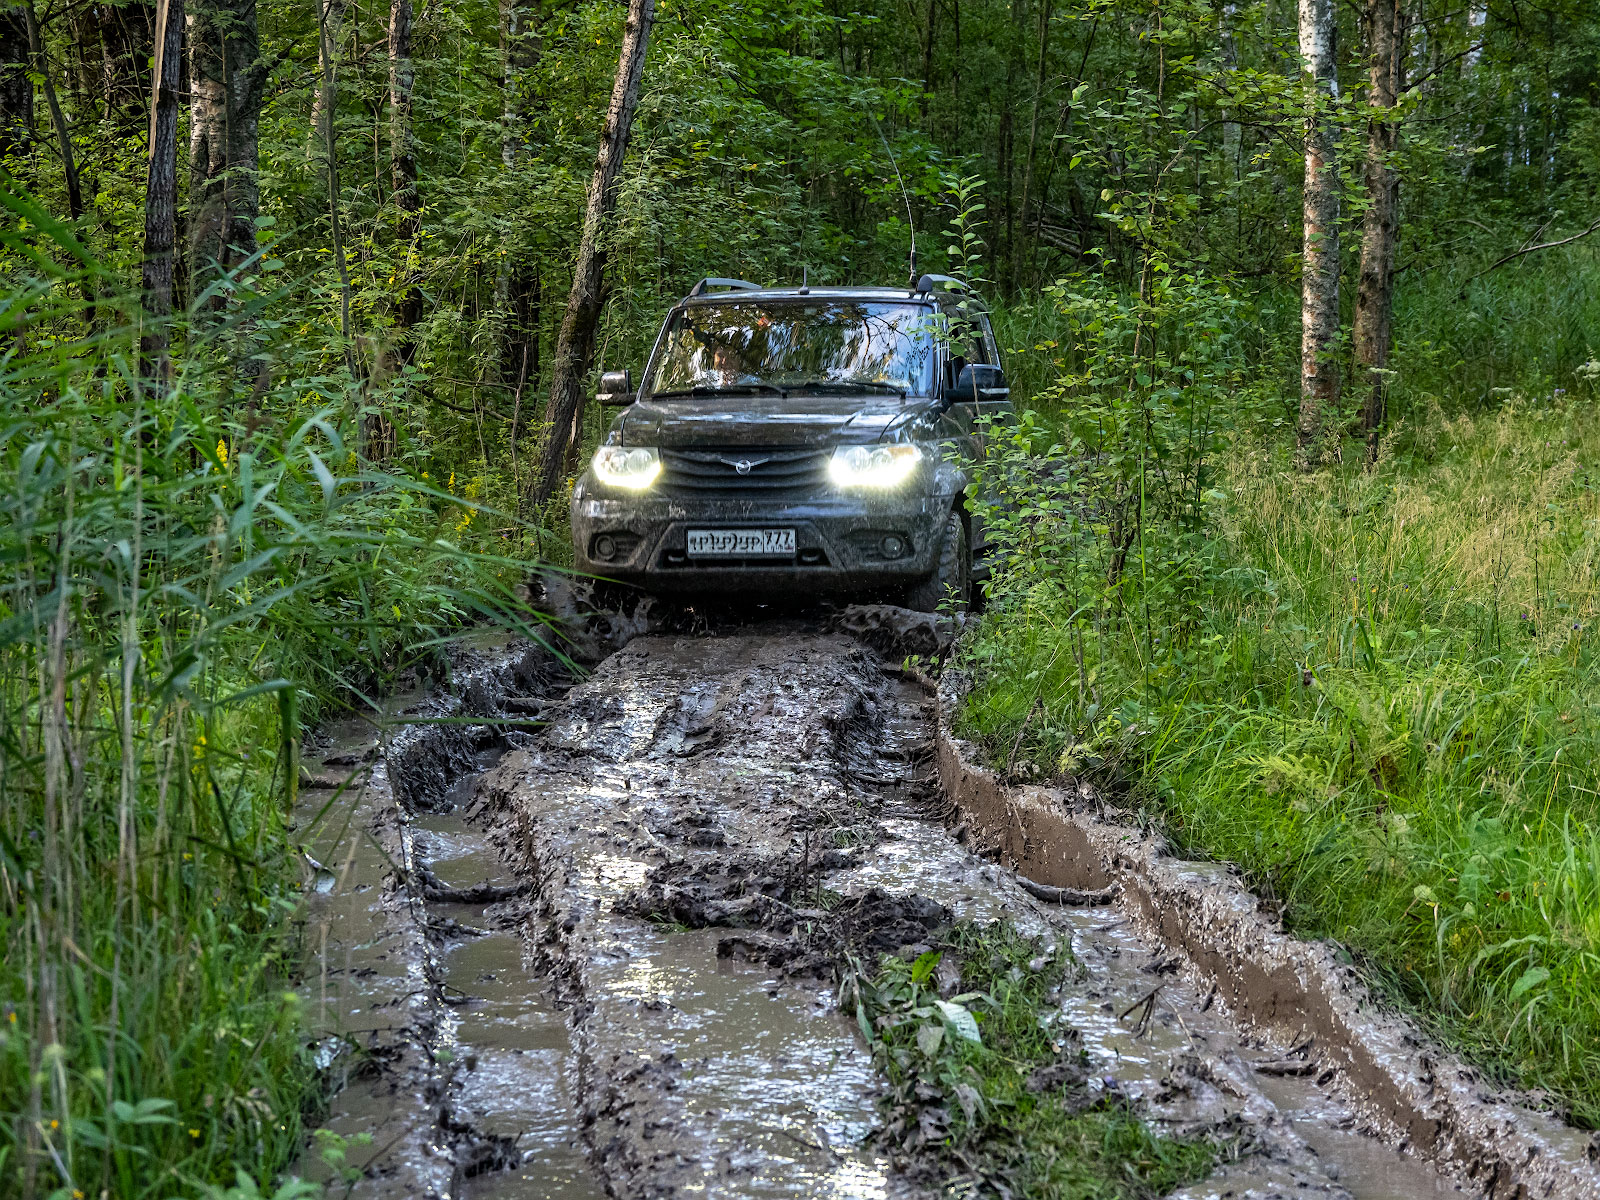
569 275 1013 610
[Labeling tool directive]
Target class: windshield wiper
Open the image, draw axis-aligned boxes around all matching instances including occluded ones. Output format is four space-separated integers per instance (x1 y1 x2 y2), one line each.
788 379 908 398
651 383 789 399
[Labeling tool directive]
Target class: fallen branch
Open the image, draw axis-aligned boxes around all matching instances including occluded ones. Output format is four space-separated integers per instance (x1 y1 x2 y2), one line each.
416 864 531 904
1016 875 1118 906
1254 1058 1319 1077
1463 216 1600 289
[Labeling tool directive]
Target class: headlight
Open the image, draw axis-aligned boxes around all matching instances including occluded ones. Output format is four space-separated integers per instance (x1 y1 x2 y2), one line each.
829 443 923 489
591 446 661 490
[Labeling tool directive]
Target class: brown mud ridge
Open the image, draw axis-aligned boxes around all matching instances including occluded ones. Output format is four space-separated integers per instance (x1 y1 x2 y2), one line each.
290 601 1542 1199
938 667 1600 1200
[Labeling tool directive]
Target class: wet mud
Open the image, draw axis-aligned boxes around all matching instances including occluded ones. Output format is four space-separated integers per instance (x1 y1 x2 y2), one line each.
936 666 1600 1200
290 607 1533 1199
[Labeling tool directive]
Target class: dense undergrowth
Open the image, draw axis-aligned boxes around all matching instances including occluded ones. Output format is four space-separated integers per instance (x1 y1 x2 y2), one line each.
960 250 1600 1125
843 922 1212 1198
0 200 541 1198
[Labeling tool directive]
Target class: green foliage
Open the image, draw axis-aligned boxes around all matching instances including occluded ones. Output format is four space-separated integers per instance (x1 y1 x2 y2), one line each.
0 191 540 1196
841 922 1213 1198
962 397 1600 1127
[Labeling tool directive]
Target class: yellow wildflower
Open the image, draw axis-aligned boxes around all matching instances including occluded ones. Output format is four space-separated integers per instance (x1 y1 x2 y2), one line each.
217 439 228 467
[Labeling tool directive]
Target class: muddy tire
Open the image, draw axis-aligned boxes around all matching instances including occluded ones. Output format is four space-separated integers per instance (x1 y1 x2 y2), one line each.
905 510 970 613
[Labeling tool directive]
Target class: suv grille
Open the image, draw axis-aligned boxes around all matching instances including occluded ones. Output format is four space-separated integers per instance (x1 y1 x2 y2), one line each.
658 447 828 497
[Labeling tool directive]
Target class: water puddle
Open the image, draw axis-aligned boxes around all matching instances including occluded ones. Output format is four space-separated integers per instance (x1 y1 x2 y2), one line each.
291 620 1483 1200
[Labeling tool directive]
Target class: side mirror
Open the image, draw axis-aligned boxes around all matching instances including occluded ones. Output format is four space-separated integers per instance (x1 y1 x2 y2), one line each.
942 363 1009 406
597 369 635 406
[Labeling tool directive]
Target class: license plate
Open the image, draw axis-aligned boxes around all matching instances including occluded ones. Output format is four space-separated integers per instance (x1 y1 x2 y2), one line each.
686 528 796 557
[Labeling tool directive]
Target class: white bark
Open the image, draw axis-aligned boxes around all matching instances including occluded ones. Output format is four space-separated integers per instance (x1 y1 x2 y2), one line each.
1297 0 1340 467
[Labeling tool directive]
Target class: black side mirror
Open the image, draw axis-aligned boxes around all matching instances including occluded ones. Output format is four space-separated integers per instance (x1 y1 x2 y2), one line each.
942 363 1009 406
597 369 635 406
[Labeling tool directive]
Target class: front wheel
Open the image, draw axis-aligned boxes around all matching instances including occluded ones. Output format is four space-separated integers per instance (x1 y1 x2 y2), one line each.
905 511 970 613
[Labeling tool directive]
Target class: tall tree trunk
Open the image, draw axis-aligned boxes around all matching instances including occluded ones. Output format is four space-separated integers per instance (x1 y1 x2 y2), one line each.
1296 0 1339 468
1354 0 1402 464
187 0 267 298
532 0 655 507
376 0 415 461
140 0 183 385
24 2 84 219
309 0 344 157
0 9 32 162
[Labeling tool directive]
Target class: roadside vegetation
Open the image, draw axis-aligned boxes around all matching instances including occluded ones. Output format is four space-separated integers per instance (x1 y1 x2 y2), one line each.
0 198 534 1197
959 253 1600 1125
0 0 1594 1189
843 922 1213 1198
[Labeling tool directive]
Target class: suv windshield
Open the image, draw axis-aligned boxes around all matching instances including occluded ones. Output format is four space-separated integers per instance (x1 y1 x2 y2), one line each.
645 301 937 398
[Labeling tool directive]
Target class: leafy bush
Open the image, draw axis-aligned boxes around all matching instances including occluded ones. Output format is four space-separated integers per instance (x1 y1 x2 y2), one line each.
841 922 1212 1197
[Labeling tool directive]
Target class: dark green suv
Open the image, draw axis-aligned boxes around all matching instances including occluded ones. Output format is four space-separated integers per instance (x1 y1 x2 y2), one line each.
569 276 1012 610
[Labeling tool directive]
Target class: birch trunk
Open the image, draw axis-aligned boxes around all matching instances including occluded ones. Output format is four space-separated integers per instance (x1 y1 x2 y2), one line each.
532 0 655 506
1296 0 1340 468
187 0 266 297
140 0 183 384
309 0 345 157
1354 0 1402 463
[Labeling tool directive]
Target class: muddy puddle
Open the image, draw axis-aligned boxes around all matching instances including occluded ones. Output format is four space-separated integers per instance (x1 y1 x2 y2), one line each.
289 615 1474 1200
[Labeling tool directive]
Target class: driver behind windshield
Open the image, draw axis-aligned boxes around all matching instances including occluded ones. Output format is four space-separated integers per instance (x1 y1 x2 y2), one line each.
647 301 936 397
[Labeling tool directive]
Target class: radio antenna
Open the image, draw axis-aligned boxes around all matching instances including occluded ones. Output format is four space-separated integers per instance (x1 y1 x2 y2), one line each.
866 107 917 290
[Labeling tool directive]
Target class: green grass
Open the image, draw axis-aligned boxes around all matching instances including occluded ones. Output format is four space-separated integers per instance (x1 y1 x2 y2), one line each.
0 189 540 1198
843 922 1213 1198
960 395 1600 1127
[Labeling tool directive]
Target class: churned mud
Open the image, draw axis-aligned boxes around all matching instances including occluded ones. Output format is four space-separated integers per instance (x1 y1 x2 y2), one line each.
289 607 1514 1199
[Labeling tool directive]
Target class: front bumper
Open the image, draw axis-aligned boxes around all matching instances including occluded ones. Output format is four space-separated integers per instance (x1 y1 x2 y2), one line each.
570 484 951 594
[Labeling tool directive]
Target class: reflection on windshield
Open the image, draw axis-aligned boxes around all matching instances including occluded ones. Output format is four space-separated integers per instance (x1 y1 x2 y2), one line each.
645 301 936 397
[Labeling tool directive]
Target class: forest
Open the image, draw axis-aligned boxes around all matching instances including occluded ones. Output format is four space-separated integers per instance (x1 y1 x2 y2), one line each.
1 0 1598 1194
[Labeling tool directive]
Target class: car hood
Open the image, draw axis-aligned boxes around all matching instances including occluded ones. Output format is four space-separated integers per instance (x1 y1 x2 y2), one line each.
616 394 931 447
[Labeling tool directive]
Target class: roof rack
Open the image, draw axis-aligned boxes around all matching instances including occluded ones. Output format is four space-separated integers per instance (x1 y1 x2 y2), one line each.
688 277 762 297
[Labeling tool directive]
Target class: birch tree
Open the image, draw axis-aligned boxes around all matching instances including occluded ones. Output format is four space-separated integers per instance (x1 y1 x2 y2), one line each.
532 0 656 506
187 0 268 297
1296 0 1339 467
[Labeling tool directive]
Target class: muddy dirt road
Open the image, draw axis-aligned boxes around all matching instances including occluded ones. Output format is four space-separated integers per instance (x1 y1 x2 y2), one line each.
291 617 1475 1199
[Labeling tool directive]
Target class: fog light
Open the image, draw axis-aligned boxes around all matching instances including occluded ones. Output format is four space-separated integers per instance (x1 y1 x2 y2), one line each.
594 534 618 560
881 534 906 559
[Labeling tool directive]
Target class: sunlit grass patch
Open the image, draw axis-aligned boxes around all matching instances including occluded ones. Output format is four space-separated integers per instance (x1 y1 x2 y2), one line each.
961 399 1600 1127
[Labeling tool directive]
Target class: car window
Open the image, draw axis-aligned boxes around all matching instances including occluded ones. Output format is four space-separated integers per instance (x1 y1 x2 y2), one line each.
645 301 938 397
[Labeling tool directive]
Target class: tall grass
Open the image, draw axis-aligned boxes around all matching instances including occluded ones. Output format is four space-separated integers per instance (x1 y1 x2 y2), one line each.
962 253 1600 1125
0 188 541 1197
964 397 1600 1125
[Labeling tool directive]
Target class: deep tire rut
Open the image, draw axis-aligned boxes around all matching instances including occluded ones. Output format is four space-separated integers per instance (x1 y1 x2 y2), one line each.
294 615 1472 1200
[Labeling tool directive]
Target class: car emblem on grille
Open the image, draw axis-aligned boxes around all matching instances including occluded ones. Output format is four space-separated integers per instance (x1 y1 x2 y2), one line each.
719 455 770 476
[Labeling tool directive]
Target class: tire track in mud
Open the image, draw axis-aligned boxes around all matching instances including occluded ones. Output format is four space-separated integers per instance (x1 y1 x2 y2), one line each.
295 615 1470 1199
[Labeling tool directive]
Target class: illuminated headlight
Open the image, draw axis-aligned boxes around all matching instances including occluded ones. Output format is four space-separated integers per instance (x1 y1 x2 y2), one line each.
591 446 661 490
829 443 923 489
